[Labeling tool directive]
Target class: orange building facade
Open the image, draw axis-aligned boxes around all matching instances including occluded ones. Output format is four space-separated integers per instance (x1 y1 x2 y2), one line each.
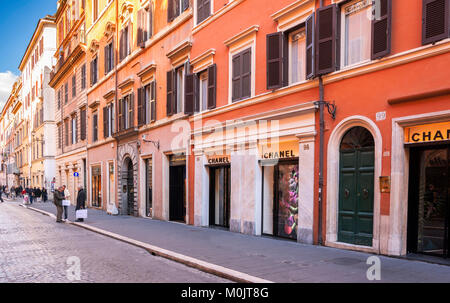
45 0 450 258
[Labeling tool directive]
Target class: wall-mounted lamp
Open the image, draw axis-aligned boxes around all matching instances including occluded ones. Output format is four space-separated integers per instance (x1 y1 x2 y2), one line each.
142 134 160 151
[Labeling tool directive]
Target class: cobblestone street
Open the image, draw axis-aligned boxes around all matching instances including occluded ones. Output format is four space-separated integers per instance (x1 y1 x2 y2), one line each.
0 201 229 283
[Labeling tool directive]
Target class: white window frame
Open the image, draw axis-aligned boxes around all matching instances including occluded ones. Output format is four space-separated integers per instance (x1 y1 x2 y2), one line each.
71 116 77 144
340 0 373 69
194 0 214 25
175 64 185 114
288 28 307 85
199 71 208 112
227 34 256 104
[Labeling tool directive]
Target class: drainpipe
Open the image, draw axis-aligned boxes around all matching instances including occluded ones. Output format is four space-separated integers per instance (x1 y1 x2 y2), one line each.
318 0 324 246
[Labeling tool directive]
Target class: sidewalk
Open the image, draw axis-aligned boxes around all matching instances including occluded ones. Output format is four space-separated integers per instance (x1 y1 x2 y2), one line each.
26 201 450 283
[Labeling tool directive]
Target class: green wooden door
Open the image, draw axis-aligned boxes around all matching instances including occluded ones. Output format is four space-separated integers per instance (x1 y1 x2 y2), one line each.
338 127 374 246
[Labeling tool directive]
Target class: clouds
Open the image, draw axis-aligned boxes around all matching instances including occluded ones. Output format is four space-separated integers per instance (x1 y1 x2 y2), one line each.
0 71 18 110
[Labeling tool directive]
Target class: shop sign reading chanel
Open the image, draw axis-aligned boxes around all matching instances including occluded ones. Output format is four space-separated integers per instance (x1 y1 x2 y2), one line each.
405 121 450 144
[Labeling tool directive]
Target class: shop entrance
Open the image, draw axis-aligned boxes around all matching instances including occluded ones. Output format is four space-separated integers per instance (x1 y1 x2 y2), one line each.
169 155 186 222
209 166 231 228
262 160 299 240
121 157 135 216
338 126 375 246
408 145 449 258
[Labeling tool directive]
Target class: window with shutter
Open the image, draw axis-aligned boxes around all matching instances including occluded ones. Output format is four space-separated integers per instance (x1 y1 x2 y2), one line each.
129 93 134 128
342 0 372 67
93 112 98 142
371 0 392 59
138 87 144 125
316 4 338 75
103 107 108 138
266 32 284 90
168 0 174 22
306 13 315 79
118 98 123 131
150 81 156 122
167 70 174 116
80 108 86 140
81 64 86 90
232 48 252 102
422 0 449 45
207 64 216 109
197 0 211 24
184 73 197 115
72 75 76 97
65 120 69 146
64 82 68 104
289 29 307 84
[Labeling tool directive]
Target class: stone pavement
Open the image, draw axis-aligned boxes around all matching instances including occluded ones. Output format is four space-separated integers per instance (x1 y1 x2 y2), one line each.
0 201 228 283
26 200 450 283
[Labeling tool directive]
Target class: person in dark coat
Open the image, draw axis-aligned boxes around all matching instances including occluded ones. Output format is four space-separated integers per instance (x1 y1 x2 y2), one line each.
53 187 64 223
75 186 86 222
42 188 48 202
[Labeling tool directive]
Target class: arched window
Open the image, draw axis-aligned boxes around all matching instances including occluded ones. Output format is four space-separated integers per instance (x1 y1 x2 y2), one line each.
340 126 374 151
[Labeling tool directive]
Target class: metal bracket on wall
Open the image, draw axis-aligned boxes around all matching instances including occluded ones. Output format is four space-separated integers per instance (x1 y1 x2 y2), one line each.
314 100 337 120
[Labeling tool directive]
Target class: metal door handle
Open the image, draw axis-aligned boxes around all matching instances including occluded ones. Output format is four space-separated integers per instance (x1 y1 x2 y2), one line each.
344 188 350 198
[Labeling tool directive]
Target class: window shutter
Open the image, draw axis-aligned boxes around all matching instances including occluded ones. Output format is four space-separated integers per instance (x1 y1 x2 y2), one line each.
198 0 204 23
130 93 135 128
183 0 190 12
172 70 178 113
306 13 316 79
151 81 156 122
422 0 449 45
266 32 284 90
316 4 338 75
137 87 144 125
104 45 109 74
207 64 217 109
184 73 196 115
93 114 98 142
148 7 153 38
80 109 86 140
167 70 174 116
103 107 108 138
69 120 73 145
232 53 241 102
371 0 392 60
118 98 123 131
168 0 174 22
65 120 69 146
241 49 252 99
137 9 143 47
119 29 124 61
75 115 78 143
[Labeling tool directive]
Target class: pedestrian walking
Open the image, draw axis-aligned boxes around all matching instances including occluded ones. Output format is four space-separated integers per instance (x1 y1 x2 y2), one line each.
0 187 4 203
75 186 86 222
42 188 48 202
53 187 64 223
62 185 70 221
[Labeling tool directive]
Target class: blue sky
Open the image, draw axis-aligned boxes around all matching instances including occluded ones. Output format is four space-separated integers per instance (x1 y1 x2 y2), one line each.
0 0 57 107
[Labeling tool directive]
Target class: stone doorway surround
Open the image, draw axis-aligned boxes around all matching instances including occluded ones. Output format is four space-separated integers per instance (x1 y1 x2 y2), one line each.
117 142 138 216
326 115 383 254
390 109 450 256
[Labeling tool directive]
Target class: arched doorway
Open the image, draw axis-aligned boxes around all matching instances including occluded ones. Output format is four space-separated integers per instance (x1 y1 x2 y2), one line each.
121 157 135 216
338 126 375 246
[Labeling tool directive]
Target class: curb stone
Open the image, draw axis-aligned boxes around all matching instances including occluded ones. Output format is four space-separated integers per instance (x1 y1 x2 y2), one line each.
23 204 272 283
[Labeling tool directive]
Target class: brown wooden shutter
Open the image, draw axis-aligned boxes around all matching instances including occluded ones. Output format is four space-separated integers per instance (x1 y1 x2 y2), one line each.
184 73 196 115
168 0 174 22
207 64 217 109
422 0 449 45
118 98 123 131
172 70 178 113
65 120 69 146
306 13 315 79
241 49 252 99
183 0 189 11
150 81 156 122
75 114 78 143
232 53 242 102
266 32 284 90
137 9 143 47
103 107 108 138
148 7 153 37
80 109 86 140
371 0 392 60
137 87 144 125
93 114 98 142
104 45 109 74
316 4 338 75
198 0 204 23
119 29 124 61
167 70 174 116
130 92 135 128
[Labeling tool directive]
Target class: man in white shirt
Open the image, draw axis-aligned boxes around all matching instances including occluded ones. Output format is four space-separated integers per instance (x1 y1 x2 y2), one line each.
62 185 71 221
